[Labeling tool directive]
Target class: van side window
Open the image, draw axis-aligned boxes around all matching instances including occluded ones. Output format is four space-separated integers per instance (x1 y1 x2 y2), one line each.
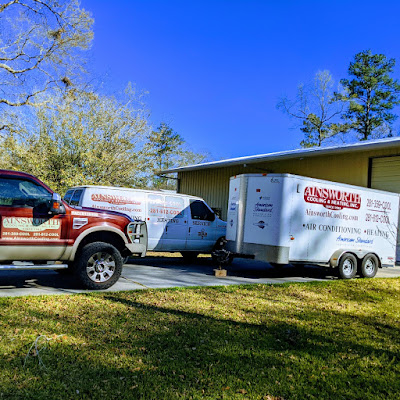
190 200 215 221
148 194 164 216
69 189 83 206
165 196 185 218
63 189 74 204
0 177 52 208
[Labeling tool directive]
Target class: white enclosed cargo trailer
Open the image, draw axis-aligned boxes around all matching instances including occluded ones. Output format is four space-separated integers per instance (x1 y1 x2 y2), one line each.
224 173 400 278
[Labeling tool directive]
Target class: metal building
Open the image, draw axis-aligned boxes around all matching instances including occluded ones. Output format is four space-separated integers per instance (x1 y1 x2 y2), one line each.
162 137 400 220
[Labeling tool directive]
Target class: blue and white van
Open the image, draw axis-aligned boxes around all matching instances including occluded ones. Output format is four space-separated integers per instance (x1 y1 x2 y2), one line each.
63 185 227 260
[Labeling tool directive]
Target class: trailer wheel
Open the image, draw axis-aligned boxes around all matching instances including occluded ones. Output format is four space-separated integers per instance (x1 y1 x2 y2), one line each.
338 253 357 279
75 242 123 290
360 254 379 278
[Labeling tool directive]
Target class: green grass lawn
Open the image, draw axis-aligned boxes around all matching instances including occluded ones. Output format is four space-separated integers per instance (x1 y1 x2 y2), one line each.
0 278 399 399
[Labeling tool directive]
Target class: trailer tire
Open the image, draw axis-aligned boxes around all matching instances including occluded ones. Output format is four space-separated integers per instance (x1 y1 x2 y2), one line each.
338 253 358 279
360 254 379 278
75 242 123 290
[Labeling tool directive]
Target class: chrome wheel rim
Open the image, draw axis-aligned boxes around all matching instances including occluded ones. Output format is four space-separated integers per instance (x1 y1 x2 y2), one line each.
364 258 375 275
86 252 116 283
342 258 355 276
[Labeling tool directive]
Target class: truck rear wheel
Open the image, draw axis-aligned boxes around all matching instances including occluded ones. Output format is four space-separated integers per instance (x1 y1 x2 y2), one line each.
338 253 357 279
360 254 379 278
75 242 123 290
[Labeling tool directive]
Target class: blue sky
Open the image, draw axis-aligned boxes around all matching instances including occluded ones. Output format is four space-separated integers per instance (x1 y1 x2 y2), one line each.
81 0 400 160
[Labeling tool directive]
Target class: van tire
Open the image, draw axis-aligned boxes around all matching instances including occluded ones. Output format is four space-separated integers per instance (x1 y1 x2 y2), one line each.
181 252 199 263
75 242 123 290
360 254 379 278
338 253 357 279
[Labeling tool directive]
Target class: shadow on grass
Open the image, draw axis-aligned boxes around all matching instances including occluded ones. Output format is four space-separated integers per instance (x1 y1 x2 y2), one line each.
1 289 399 399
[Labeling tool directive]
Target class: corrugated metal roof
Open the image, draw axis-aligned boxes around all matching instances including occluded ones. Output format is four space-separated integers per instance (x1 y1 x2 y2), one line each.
161 136 400 173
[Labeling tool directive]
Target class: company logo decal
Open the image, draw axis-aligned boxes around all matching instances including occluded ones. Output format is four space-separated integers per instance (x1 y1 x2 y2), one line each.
254 220 266 229
1 218 61 240
304 186 361 211
198 229 207 238
91 193 141 206
3 218 60 232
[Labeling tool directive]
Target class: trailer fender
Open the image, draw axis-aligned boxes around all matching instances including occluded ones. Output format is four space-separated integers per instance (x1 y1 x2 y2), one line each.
330 249 380 268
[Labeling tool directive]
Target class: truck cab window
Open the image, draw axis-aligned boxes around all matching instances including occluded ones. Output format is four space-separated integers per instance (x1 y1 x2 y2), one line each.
190 200 215 221
0 177 52 208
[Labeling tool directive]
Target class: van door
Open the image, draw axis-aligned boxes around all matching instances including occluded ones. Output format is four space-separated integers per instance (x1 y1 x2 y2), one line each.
162 195 188 251
187 199 216 252
0 175 70 261
147 193 165 251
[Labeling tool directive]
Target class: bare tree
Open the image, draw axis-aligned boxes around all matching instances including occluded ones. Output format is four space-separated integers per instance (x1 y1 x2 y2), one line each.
0 0 93 110
277 70 350 147
1 85 149 193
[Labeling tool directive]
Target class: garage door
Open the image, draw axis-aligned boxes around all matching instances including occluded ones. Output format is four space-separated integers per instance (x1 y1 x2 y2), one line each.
370 156 400 193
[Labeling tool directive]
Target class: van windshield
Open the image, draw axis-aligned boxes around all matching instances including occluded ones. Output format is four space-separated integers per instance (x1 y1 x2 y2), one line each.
63 190 74 204
64 189 83 206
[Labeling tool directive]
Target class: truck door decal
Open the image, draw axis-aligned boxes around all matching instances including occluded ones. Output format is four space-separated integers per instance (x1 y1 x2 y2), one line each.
1 217 61 240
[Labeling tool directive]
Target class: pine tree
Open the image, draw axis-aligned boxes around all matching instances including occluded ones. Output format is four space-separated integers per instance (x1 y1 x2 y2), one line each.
337 50 400 140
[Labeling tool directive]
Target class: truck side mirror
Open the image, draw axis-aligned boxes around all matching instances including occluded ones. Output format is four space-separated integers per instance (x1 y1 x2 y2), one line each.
49 193 66 215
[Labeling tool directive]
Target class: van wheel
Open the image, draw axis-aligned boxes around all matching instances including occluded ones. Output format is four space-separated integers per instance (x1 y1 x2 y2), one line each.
338 253 357 279
181 252 199 263
75 242 123 290
360 254 379 278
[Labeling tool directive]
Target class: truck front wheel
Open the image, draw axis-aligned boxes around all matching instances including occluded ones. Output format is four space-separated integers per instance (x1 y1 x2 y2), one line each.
360 254 379 278
75 242 123 290
338 253 357 279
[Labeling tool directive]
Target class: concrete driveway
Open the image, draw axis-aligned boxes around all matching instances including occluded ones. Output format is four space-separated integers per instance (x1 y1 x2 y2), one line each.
0 254 399 297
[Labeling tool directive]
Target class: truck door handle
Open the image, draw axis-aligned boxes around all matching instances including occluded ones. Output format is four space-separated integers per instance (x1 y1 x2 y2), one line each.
189 227 191 233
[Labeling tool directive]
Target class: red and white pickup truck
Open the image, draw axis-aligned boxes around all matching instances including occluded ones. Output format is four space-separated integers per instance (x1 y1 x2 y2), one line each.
0 170 147 289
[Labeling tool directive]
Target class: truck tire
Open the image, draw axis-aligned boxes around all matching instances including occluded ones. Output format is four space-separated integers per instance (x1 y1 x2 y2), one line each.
360 254 379 278
338 253 357 279
75 242 123 290
181 252 199 263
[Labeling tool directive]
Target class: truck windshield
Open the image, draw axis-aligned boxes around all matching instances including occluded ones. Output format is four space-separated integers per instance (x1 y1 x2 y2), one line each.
0 177 52 208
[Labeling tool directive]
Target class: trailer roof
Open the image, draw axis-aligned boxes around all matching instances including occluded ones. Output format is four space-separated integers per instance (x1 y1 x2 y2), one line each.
161 136 400 174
